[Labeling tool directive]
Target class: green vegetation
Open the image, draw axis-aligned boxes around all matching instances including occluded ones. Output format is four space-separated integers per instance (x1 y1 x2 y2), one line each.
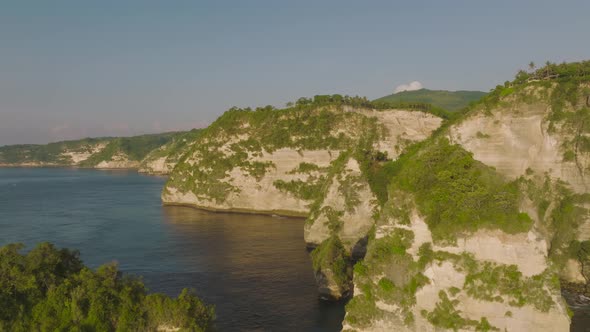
422 291 499 331
140 129 203 167
0 137 112 165
520 175 590 271
0 132 185 168
463 262 555 311
79 132 179 166
167 95 415 204
417 245 557 312
345 228 426 328
0 242 214 332
471 60 590 114
273 177 326 201
310 236 352 294
466 61 590 170
375 89 487 112
475 131 490 139
287 162 323 174
387 138 532 243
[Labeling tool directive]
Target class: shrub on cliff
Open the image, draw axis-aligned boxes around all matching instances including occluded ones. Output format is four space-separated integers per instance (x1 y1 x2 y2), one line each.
0 242 214 332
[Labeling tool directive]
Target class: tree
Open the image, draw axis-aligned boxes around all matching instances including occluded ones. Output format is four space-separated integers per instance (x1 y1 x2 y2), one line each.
0 242 215 331
528 61 536 73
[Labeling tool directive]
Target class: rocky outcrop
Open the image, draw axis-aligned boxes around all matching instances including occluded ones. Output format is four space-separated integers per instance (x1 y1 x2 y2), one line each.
139 130 203 175
343 200 570 332
162 107 442 217
163 148 336 216
448 101 589 194
341 70 590 331
94 153 141 169
304 157 376 253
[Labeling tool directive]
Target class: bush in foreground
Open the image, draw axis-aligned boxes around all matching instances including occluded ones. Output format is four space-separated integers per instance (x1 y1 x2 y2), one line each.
0 242 214 332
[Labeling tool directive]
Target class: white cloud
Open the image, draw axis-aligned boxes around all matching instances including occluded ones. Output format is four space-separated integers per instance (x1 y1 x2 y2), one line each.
394 81 423 93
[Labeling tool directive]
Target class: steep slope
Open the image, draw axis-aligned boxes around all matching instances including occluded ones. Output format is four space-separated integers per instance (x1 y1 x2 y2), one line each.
343 61 590 332
0 132 185 171
375 89 486 112
162 97 442 218
139 129 203 175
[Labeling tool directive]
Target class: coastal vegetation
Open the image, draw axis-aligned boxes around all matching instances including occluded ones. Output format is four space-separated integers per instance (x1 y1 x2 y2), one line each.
374 89 487 112
0 132 185 168
387 138 533 243
0 242 214 332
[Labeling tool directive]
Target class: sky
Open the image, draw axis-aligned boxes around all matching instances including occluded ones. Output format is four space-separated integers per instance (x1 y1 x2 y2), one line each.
1 0 589 145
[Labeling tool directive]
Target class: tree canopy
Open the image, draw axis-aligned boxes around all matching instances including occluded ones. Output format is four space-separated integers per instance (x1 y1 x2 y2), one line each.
0 242 214 332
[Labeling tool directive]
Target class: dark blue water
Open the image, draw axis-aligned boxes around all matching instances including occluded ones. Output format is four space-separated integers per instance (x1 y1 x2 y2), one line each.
0 168 344 331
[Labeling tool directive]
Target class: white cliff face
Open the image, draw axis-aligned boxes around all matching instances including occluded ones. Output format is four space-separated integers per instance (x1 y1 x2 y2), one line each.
162 108 442 217
348 107 443 159
60 143 108 165
449 103 589 193
163 148 335 215
95 153 140 169
304 157 376 251
139 156 176 175
345 203 571 332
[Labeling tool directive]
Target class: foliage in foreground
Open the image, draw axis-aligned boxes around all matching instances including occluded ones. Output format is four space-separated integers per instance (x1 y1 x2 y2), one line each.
0 242 214 332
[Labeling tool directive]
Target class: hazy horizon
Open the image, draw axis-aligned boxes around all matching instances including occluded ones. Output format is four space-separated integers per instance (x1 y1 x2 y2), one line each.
1 0 589 145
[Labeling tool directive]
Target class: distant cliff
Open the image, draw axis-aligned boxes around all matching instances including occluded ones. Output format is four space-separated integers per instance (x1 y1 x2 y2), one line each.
0 131 200 173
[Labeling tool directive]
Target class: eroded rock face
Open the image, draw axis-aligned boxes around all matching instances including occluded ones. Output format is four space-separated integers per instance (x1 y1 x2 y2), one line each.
139 156 175 175
448 102 589 194
315 266 353 301
162 108 442 217
95 153 141 169
163 148 335 215
304 158 376 251
311 236 354 301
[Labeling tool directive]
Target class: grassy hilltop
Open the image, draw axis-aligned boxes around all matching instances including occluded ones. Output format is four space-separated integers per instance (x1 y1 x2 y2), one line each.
375 89 487 112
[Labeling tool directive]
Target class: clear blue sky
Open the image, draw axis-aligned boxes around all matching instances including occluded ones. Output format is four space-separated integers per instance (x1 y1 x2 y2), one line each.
1 0 589 145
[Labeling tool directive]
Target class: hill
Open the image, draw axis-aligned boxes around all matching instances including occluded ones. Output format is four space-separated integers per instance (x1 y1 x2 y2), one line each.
374 88 487 112
0 131 198 172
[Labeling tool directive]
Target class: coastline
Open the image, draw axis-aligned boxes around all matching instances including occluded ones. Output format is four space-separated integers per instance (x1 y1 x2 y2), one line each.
0 164 156 173
162 201 309 219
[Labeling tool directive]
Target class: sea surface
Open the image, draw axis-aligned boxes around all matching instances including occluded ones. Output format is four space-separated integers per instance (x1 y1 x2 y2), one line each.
0 168 344 331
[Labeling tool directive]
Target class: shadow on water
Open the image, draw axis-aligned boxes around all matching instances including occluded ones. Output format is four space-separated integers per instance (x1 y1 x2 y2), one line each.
154 206 346 331
563 290 590 332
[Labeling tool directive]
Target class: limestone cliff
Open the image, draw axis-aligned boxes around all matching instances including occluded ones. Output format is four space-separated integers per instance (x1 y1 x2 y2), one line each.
162 102 442 218
139 129 203 175
0 132 186 172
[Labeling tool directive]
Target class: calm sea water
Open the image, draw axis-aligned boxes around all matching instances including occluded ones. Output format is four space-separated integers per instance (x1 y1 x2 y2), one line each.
0 168 344 331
